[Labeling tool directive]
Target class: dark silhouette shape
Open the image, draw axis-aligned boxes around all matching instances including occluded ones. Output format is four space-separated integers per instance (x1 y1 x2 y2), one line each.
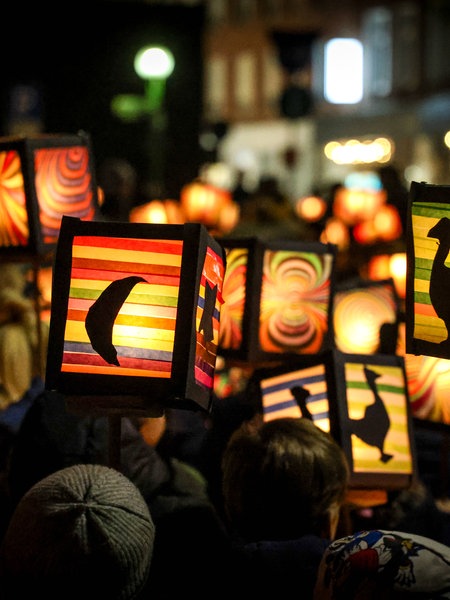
290 385 313 420
85 275 146 366
427 217 450 349
349 366 393 463
198 282 217 343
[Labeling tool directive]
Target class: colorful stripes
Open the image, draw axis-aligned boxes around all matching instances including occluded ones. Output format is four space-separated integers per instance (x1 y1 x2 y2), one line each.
62 236 182 377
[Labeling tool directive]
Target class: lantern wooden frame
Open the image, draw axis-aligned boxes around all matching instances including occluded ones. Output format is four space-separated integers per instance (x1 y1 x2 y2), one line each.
45 216 226 414
406 180 450 359
254 349 416 491
218 237 337 364
0 131 99 259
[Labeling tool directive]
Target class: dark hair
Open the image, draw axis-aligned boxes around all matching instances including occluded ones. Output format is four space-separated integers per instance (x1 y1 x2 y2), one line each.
221 416 349 542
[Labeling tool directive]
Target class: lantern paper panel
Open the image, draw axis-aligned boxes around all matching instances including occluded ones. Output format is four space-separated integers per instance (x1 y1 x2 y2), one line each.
406 181 450 359
218 237 337 364
254 349 416 491
334 277 400 355
45 216 226 414
0 131 99 259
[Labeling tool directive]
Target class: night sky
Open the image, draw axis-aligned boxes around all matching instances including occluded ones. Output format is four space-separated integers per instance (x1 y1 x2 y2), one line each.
1 2 205 201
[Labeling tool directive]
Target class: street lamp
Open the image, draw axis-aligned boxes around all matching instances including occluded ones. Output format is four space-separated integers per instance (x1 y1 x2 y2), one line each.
112 45 175 120
111 45 175 197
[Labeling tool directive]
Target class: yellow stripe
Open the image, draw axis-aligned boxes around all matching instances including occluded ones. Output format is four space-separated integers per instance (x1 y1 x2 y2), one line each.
72 245 182 266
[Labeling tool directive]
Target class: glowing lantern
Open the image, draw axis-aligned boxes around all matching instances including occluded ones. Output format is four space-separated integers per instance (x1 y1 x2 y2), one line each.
333 278 400 354
333 186 386 225
0 132 99 258
180 181 234 230
218 237 337 364
45 216 226 414
367 252 406 300
129 199 185 224
295 194 327 223
255 349 416 491
320 217 350 250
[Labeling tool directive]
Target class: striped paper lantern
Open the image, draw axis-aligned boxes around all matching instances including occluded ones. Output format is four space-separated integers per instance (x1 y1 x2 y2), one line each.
45 216 226 413
406 181 450 359
255 349 416 491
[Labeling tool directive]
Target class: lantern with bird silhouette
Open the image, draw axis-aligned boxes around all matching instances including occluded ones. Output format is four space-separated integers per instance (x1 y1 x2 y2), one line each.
0 131 99 259
253 349 416 490
45 216 226 414
406 180 450 360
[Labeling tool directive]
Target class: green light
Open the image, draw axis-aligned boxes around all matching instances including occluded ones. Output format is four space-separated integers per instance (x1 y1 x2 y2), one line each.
134 46 175 80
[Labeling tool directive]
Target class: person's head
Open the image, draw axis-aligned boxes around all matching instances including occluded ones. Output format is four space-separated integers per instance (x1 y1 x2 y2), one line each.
221 415 349 543
0 463 155 600
314 529 450 599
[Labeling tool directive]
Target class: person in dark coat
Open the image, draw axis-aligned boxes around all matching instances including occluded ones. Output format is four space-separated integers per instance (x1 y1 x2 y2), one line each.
220 415 350 597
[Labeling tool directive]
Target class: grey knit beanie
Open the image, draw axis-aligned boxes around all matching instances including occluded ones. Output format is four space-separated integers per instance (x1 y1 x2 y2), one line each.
0 463 155 600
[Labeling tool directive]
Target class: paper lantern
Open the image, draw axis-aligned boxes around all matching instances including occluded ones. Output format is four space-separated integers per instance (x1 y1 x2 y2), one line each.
254 349 416 490
367 251 407 300
405 180 450 359
45 216 226 414
334 277 400 354
0 131 99 259
218 237 337 364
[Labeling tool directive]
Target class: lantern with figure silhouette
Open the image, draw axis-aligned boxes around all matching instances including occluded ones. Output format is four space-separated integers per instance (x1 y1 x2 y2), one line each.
254 349 416 490
218 237 337 364
45 216 226 414
334 277 400 354
406 181 450 360
0 131 99 259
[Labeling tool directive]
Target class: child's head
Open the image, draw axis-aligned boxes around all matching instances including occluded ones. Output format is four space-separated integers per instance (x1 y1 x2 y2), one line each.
221 416 349 542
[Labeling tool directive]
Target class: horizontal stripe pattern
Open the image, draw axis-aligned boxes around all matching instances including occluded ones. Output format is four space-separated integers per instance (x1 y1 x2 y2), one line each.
62 235 182 376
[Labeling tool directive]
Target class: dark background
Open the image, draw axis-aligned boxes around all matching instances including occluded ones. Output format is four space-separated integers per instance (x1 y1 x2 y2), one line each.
1 2 205 202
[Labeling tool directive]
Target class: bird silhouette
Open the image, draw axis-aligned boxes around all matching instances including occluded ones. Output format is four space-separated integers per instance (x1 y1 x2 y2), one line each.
427 217 450 350
85 275 147 366
198 281 218 343
290 385 313 420
349 366 393 463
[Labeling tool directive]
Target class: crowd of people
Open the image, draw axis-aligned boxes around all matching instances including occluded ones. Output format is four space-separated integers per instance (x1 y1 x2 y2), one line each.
0 248 450 598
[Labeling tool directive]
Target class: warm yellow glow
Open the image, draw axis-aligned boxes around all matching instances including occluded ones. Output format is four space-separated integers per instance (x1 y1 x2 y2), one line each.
368 252 407 299
444 130 450 149
129 199 185 225
296 194 327 222
324 137 393 165
336 314 377 354
333 187 386 225
320 217 350 249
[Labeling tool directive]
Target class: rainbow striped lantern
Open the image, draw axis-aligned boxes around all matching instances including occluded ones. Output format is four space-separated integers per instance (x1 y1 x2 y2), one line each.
218 237 337 364
254 349 416 491
0 132 98 259
406 180 450 360
45 216 226 414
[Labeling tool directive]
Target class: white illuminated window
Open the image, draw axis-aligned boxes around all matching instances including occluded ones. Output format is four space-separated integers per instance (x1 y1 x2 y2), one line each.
324 38 364 104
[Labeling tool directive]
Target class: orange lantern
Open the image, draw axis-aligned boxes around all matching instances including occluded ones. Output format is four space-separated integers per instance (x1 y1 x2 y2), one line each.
180 181 234 230
295 194 327 223
367 252 406 300
333 186 386 226
129 199 185 224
